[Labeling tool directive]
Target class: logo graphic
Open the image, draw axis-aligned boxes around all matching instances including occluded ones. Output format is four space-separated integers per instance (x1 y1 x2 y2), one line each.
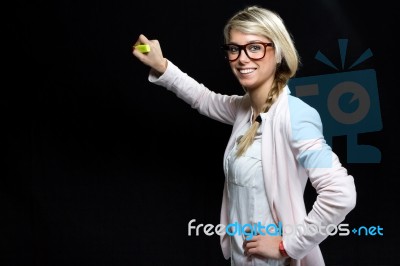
289 39 382 163
188 219 384 239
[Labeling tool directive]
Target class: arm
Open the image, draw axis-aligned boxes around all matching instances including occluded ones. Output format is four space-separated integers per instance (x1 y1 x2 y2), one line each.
132 34 242 125
285 97 357 258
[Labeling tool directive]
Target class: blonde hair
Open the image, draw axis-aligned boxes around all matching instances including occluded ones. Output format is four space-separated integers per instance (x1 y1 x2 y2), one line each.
223 5 300 156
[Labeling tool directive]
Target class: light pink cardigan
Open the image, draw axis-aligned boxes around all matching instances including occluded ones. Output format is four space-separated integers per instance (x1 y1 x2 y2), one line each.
149 61 356 266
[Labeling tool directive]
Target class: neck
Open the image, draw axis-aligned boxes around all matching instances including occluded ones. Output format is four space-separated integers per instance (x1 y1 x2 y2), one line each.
248 85 271 117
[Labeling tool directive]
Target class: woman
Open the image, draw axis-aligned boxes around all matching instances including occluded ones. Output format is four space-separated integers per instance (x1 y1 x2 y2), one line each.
132 5 356 266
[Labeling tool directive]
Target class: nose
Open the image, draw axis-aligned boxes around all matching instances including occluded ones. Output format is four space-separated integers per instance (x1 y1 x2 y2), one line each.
237 48 251 62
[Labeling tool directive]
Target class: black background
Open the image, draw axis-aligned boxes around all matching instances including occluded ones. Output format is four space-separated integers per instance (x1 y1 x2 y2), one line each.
4 0 399 265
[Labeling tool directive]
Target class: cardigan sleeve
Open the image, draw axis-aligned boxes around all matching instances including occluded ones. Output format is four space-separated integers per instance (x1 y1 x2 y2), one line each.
284 96 357 259
148 59 243 126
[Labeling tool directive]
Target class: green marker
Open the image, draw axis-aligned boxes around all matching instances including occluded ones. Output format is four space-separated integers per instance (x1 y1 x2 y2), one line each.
134 44 151 53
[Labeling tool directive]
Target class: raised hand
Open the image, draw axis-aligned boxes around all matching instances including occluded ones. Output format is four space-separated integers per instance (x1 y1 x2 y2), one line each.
132 34 168 74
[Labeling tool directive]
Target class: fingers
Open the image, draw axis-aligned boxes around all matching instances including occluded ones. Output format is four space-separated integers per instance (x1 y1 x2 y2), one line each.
243 234 259 256
132 34 152 56
134 34 149 46
244 240 258 249
243 235 283 259
132 34 150 58
243 241 259 256
133 34 160 52
132 34 167 74
139 34 149 43
132 34 154 61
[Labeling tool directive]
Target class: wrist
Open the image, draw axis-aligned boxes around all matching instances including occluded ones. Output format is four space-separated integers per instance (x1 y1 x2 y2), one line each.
156 58 168 74
279 240 289 258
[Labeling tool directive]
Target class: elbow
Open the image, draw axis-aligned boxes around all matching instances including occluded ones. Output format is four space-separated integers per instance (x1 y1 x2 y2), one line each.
341 181 357 214
348 187 357 213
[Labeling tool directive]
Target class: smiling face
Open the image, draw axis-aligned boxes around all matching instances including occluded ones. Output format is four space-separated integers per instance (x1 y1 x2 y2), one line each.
228 29 277 92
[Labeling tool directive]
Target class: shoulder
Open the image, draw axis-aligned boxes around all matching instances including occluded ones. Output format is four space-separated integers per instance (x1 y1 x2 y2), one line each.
287 95 321 123
285 95 323 140
272 86 318 118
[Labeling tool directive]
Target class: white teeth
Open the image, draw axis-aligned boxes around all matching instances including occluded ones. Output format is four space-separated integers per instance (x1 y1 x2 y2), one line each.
239 68 255 74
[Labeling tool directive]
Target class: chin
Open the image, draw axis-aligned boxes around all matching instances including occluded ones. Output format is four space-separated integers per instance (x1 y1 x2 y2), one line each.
239 80 255 89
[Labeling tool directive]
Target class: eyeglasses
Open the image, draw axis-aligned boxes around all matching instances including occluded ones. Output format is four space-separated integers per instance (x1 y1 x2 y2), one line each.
221 42 274 62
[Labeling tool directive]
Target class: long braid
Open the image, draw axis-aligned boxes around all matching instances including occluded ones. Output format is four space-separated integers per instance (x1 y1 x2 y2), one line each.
235 64 291 157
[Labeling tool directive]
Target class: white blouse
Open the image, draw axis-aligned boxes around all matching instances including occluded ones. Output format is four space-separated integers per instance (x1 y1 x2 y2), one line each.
225 112 286 266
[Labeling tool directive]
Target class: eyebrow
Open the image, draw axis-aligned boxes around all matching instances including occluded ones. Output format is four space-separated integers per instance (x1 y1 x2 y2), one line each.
228 40 268 45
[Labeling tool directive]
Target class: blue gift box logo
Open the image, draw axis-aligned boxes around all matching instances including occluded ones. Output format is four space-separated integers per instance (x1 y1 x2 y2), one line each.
289 39 382 163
